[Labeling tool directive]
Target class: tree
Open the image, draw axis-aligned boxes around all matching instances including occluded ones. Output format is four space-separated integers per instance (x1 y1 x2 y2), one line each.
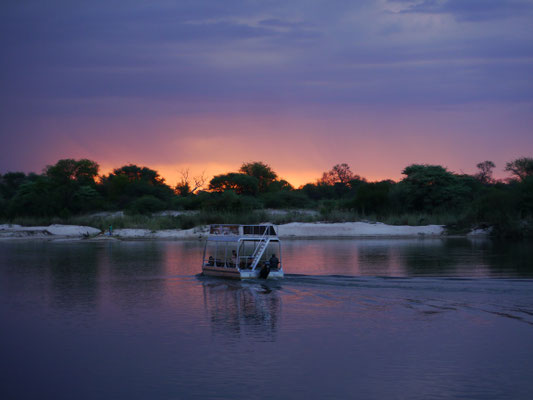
474 161 495 184
209 173 259 195
319 163 358 186
127 195 166 215
40 159 101 213
267 179 293 192
100 164 174 208
201 190 261 211
239 161 277 192
505 157 533 182
72 185 103 213
44 159 99 186
7 176 58 217
108 164 165 186
175 168 206 196
351 181 393 214
0 172 28 199
399 164 472 212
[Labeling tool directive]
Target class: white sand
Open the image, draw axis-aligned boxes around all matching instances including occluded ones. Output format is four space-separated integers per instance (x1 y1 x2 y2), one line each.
1 221 445 240
113 222 444 239
111 229 152 238
0 224 100 239
112 226 208 239
276 222 444 238
46 224 101 236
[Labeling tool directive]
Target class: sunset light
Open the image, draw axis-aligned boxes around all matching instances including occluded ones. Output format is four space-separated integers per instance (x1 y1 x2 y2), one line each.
2 2 533 400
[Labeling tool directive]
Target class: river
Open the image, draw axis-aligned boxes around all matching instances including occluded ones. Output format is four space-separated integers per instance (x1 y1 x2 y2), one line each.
1 238 532 399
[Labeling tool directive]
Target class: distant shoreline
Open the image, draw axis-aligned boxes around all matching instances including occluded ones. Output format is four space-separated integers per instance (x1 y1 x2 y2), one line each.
0 222 491 241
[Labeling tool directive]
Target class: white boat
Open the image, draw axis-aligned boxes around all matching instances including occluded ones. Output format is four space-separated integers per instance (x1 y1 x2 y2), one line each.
201 224 284 279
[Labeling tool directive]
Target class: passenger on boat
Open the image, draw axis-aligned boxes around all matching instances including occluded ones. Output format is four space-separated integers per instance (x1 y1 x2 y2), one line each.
269 254 279 270
207 256 214 266
230 250 238 267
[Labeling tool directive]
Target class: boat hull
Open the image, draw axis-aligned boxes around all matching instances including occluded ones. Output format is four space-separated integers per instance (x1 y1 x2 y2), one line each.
202 266 284 280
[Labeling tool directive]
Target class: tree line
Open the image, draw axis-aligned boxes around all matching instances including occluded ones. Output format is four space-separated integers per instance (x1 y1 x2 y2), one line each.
1 158 532 236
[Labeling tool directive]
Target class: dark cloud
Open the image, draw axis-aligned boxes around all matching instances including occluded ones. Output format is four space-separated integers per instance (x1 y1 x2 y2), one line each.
398 0 533 21
1 0 531 110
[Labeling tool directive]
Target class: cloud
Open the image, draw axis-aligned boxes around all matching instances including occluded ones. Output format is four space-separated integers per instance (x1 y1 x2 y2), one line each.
396 0 533 21
2 0 532 112
1 0 532 183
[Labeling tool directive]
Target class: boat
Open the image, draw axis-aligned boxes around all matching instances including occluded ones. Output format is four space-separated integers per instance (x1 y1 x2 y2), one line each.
201 224 284 279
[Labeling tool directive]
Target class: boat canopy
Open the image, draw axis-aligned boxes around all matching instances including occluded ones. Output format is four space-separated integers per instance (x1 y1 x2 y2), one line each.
208 224 278 239
203 224 282 274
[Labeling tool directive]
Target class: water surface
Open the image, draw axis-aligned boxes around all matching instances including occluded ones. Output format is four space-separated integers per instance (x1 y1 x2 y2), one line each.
1 238 532 399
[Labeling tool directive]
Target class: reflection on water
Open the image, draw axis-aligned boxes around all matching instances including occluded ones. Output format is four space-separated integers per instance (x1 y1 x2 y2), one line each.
282 238 533 277
1 238 533 400
202 280 281 341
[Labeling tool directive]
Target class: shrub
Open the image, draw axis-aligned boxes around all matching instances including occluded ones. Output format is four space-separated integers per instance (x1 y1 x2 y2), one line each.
261 191 312 209
127 195 167 215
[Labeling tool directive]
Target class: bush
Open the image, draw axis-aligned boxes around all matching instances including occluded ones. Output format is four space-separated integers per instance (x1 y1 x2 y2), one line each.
171 195 204 210
201 191 263 212
342 181 392 214
126 195 167 215
261 191 312 209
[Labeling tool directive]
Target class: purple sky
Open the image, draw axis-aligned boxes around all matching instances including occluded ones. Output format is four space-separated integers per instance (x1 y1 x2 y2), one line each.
1 0 532 186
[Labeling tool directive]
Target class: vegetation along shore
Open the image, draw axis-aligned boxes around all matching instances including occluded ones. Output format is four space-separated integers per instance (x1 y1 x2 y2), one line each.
1 158 532 239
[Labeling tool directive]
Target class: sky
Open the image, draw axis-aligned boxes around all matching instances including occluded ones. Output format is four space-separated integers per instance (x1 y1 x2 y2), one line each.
1 0 532 187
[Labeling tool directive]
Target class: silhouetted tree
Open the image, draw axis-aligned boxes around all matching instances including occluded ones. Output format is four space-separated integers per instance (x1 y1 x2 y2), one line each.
474 161 496 184
266 179 293 192
0 172 28 199
127 195 166 215
7 176 58 216
351 181 393 214
317 163 367 198
209 173 259 195
505 157 533 182
108 164 165 185
44 159 99 186
39 159 103 214
399 164 472 212
101 164 173 209
320 163 358 186
301 182 336 201
176 168 206 196
239 161 277 192
202 190 261 211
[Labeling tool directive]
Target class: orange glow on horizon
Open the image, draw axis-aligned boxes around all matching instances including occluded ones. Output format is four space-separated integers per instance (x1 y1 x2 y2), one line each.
97 162 398 189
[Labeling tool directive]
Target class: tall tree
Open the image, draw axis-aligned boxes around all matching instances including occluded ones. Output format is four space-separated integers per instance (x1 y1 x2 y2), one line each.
239 161 277 193
505 157 533 182
209 173 259 195
320 163 359 186
101 164 174 209
474 161 496 184
44 159 99 186
109 164 165 186
0 172 28 199
175 168 206 196
399 164 471 212
42 159 101 213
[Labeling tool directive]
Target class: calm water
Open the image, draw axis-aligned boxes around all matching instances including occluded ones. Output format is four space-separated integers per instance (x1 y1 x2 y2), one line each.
1 238 533 399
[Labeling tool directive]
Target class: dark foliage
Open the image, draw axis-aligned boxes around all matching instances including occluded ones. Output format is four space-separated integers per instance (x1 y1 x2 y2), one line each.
1 157 532 237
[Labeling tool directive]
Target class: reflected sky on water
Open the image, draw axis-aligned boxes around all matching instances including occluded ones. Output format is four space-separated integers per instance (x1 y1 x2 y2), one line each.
1 238 533 399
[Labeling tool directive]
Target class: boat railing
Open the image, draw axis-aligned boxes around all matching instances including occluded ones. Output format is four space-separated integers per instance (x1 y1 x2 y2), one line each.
208 224 278 238
248 229 271 270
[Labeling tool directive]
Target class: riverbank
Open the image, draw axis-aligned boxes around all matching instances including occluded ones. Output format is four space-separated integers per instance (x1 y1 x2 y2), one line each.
0 221 463 240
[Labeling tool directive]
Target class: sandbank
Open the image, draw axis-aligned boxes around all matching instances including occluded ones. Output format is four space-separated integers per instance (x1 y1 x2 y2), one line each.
0 222 450 241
